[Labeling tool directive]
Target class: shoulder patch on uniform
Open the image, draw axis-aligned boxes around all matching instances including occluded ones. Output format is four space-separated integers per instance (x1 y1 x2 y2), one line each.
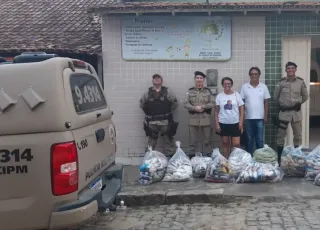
280 77 286 81
296 76 304 81
188 87 195 90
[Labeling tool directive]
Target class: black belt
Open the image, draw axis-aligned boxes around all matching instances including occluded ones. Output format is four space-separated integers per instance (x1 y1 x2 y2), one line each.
280 108 300 112
189 109 211 115
145 113 172 121
280 103 301 112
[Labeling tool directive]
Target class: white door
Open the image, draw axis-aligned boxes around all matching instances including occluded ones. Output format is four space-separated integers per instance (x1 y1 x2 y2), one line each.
282 36 311 147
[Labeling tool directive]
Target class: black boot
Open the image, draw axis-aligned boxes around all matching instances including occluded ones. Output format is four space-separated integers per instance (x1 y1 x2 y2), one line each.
294 145 298 148
277 146 284 166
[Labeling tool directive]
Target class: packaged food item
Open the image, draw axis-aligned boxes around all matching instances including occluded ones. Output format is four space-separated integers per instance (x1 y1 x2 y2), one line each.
281 145 307 177
191 152 213 178
139 146 168 185
236 161 284 183
163 141 193 182
204 148 233 183
305 144 320 181
254 144 278 167
228 147 252 179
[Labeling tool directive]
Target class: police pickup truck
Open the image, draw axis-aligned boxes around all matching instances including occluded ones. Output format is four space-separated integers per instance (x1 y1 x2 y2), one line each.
0 52 123 230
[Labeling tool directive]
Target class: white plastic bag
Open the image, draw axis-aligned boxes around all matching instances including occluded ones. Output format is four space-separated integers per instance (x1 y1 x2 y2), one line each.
163 141 193 182
306 144 320 181
211 148 221 160
236 161 284 183
229 148 252 179
281 145 307 177
253 144 278 167
314 173 320 186
204 148 233 183
139 146 168 185
191 153 213 178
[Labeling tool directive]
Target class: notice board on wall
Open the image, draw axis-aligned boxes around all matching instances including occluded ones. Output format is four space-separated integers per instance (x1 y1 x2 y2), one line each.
121 16 232 61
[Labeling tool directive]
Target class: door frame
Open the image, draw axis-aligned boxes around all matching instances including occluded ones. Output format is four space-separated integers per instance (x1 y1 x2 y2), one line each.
282 36 311 147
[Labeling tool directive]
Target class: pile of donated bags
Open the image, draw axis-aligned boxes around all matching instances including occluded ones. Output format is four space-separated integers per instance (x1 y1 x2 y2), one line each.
139 141 320 186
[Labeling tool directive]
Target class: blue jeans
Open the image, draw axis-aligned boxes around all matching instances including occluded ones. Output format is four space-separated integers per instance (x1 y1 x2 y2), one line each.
245 119 264 155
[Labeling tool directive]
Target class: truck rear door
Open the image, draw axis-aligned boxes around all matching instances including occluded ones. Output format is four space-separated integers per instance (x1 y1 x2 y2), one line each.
63 69 116 191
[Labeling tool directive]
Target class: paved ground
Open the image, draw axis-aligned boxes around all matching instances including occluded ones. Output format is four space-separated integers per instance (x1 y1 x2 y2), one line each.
69 199 320 230
118 166 320 206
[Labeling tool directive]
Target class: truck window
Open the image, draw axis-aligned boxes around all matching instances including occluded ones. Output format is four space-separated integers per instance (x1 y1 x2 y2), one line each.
70 74 107 114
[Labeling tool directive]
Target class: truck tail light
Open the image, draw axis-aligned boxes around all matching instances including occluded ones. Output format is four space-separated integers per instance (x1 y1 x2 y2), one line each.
51 142 78 196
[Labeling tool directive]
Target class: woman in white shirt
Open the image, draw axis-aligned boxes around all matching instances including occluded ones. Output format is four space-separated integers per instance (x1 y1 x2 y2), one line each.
215 77 245 158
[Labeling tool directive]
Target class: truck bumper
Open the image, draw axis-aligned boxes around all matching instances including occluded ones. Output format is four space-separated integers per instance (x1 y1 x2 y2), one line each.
49 163 123 229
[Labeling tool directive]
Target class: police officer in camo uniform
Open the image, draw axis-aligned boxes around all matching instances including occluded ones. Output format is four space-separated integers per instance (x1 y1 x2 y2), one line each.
274 62 309 165
184 71 215 156
140 74 178 156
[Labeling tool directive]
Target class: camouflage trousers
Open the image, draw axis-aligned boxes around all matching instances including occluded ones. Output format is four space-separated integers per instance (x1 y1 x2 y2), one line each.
147 124 175 155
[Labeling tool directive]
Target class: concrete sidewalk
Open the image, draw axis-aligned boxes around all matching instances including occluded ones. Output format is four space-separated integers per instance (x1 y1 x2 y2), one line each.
116 166 320 206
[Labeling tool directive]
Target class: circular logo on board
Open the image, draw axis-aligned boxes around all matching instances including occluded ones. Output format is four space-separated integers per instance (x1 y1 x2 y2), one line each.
108 124 115 145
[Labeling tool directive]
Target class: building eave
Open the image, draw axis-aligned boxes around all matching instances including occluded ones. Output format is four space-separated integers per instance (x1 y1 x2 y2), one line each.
0 46 102 55
89 2 320 15
94 8 320 15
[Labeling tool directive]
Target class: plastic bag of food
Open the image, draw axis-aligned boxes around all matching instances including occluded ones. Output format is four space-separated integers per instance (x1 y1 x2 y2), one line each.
305 144 320 181
139 146 168 185
314 173 320 186
281 145 307 177
204 149 233 183
190 153 213 178
253 144 278 167
163 141 193 182
229 148 252 179
211 148 221 160
236 161 284 183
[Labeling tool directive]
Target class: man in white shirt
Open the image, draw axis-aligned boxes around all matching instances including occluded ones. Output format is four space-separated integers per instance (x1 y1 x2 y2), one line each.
240 67 271 155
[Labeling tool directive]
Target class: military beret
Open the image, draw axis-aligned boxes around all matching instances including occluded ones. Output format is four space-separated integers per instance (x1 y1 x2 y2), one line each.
286 62 297 68
194 71 206 78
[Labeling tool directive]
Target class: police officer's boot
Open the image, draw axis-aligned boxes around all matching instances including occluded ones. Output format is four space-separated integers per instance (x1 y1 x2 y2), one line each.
277 146 284 166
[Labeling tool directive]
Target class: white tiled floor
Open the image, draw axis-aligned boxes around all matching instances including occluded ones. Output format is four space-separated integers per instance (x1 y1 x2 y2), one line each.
309 127 320 148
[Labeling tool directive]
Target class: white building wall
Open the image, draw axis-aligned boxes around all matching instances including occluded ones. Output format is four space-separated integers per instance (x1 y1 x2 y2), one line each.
101 15 265 165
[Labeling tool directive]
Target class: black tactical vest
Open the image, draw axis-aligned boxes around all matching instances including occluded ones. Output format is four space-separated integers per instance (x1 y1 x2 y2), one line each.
144 86 172 116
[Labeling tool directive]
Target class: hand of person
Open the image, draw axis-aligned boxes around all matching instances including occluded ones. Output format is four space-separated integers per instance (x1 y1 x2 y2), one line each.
195 106 202 112
239 123 244 134
294 102 301 111
216 125 221 134
264 116 268 124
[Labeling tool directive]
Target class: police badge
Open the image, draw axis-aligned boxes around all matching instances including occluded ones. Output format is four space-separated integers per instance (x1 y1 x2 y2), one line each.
160 96 164 101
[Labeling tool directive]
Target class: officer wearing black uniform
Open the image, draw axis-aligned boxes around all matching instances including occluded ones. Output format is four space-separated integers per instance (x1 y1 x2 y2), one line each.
140 74 178 156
